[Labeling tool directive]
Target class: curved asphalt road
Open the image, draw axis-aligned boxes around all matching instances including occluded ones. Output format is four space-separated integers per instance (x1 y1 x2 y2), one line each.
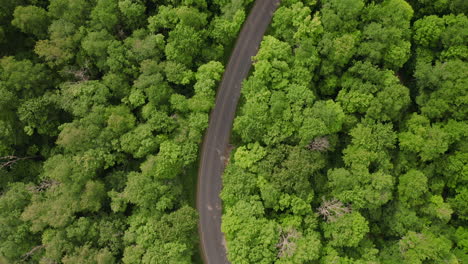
196 1 280 263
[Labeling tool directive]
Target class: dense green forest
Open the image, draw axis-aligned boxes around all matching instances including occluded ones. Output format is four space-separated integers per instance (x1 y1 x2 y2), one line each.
0 0 253 263
222 0 467 263
1 0 467 263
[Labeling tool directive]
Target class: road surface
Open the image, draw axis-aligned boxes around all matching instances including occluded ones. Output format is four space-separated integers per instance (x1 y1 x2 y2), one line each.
196 1 280 263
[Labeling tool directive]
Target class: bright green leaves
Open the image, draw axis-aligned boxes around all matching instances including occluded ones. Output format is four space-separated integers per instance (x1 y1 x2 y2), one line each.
398 231 455 264
12 5 50 38
0 57 50 97
0 57 57 139
1 0 466 262
358 0 413 69
450 187 468 221
58 81 111 117
441 14 468 53
124 165 181 211
195 60 224 84
223 143 324 261
81 30 115 71
256 36 292 64
106 106 136 134
122 140 195 211
323 212 369 247
399 114 452 161
414 59 468 121
276 231 321 264
222 199 279 264
221 164 258 208
30 216 126 263
178 60 223 114
0 183 37 262
140 243 191 264
249 37 292 93
162 61 193 85
122 206 198 264
260 146 322 204
398 170 428 206
270 4 322 87
118 0 146 30
413 13 468 63
209 8 245 46
321 0 364 32
318 0 363 91
132 61 172 107
48 0 92 24
234 87 272 143
348 122 397 155
319 31 361 77
120 124 161 158
35 19 83 66
366 0 414 29
90 0 119 31
328 122 396 209
272 2 320 44
149 140 197 177
0 56 57 155
62 247 115 264
337 61 410 122
126 31 166 64
80 180 106 212
18 96 61 136
234 142 267 170
166 25 203 66
148 6 207 32
342 122 396 175
328 168 394 209
413 15 445 48
21 153 110 232
0 1 251 263
138 206 198 249
193 60 224 96
22 183 79 232
299 100 344 146
223 1 467 264
33 0 92 65
234 36 331 145
423 195 454 222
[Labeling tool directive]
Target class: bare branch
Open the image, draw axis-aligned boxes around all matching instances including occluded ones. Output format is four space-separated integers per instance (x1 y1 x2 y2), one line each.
0 156 37 170
306 137 330 152
317 198 351 222
276 228 300 258
21 245 45 261
62 60 91 82
64 69 89 82
27 179 60 193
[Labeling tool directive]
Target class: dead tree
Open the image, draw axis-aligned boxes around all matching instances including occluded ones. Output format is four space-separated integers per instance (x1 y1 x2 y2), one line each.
306 137 330 152
317 198 351 222
0 156 37 169
27 179 60 193
276 228 300 258
21 245 45 261
63 60 91 82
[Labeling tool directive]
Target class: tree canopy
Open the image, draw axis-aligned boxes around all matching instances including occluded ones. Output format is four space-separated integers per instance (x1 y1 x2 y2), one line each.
222 0 467 263
0 0 467 263
0 0 251 262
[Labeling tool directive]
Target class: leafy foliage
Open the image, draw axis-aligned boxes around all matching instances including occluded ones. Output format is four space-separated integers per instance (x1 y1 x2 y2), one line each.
0 0 250 262
1 0 467 263
222 0 468 263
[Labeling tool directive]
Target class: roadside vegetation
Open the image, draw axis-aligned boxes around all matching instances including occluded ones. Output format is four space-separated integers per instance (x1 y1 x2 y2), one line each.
222 0 468 263
0 0 252 263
